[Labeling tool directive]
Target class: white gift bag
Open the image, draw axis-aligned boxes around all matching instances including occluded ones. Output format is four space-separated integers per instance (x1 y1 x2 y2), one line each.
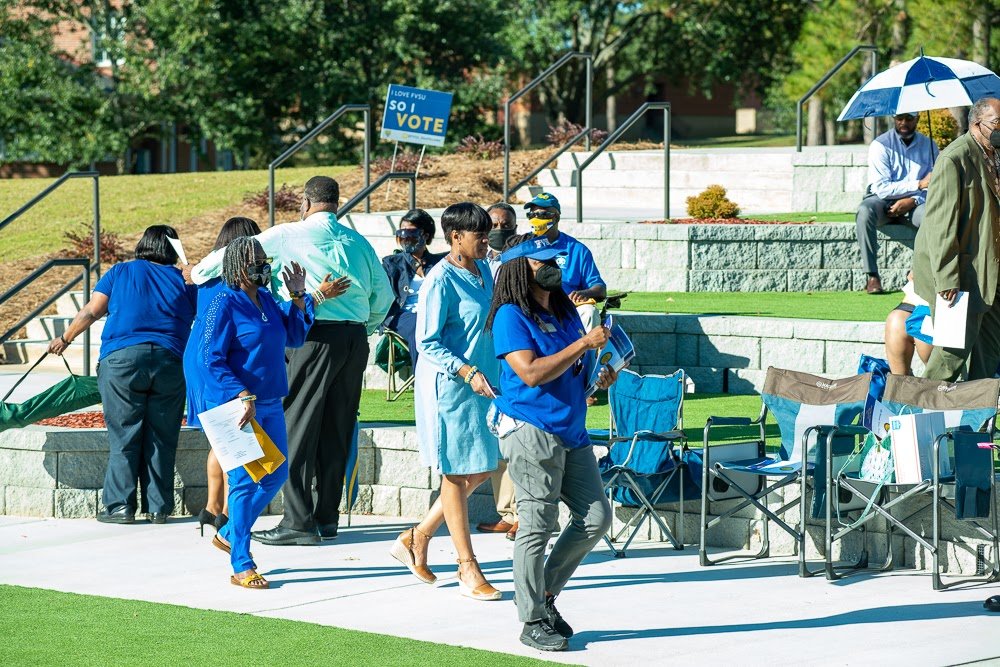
888 412 949 484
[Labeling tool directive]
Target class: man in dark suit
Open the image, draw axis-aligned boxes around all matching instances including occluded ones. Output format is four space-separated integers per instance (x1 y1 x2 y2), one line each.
912 97 1000 381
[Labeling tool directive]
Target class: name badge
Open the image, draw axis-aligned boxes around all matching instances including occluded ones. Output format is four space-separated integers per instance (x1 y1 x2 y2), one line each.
540 321 557 333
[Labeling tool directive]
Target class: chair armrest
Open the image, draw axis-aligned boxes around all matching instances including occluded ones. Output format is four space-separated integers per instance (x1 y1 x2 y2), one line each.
633 429 685 442
706 416 752 427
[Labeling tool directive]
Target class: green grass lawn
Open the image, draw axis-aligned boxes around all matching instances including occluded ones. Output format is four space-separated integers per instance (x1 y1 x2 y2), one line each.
0 585 559 667
615 291 899 322
0 166 351 262
359 390 779 446
748 212 854 223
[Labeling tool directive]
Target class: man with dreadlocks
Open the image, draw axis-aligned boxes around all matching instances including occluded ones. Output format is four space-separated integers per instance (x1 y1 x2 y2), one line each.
486 234 618 652
191 236 315 589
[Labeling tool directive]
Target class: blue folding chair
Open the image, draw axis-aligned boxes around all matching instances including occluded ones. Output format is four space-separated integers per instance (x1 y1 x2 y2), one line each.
595 369 690 557
698 367 871 576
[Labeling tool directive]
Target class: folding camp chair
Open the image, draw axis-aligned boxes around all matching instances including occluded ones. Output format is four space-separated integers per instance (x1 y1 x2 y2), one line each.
374 329 415 401
697 367 871 577
819 374 1000 588
596 369 689 557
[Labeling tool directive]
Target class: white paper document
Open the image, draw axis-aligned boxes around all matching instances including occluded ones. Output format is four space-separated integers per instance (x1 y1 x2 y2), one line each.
931 291 968 348
198 399 264 472
167 237 189 265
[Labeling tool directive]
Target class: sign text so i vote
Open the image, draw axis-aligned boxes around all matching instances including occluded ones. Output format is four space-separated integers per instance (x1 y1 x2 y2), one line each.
380 84 453 147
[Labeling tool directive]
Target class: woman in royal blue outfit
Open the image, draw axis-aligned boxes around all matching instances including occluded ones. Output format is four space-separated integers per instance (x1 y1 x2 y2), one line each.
191 236 314 589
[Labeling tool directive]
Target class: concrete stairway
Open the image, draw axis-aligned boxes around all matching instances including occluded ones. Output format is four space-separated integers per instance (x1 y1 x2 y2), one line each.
2 291 99 373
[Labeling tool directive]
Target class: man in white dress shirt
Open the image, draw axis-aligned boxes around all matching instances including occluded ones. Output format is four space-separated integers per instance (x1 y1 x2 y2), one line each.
856 112 938 294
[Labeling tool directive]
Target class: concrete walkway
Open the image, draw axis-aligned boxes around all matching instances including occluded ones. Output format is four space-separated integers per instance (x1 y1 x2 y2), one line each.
1 513 998 665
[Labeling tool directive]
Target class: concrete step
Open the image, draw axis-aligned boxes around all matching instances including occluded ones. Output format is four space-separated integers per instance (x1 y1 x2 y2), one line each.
1 338 97 374
537 168 794 190
55 291 88 317
556 149 799 173
532 185 793 215
25 315 106 341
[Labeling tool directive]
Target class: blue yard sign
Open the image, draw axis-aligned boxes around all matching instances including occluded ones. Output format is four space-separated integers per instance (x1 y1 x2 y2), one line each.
380 84 453 147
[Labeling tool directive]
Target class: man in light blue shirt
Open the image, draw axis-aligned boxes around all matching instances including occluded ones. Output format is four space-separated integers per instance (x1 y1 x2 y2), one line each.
856 113 938 294
192 176 393 545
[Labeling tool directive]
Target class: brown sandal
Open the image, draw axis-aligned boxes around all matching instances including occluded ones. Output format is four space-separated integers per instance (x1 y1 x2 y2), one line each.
212 534 251 559
231 571 269 589
456 556 501 601
390 526 437 584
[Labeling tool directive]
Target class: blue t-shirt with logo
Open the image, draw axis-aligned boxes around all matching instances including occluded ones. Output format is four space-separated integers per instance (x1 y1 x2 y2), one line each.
95 260 198 360
492 303 590 449
550 232 605 294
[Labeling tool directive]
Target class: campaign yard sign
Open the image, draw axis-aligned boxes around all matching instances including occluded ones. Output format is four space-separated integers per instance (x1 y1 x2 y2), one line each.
380 84 453 147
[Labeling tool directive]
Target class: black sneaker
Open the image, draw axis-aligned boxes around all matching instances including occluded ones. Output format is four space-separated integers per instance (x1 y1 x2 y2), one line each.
520 619 568 651
544 594 574 638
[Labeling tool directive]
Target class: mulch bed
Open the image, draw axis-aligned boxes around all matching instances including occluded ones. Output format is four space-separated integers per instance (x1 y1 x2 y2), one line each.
640 218 810 225
36 412 187 429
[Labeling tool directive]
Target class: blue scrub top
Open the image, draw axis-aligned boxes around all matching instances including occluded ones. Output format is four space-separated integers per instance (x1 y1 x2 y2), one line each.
550 232 605 294
492 303 590 449
191 285 314 408
94 260 198 360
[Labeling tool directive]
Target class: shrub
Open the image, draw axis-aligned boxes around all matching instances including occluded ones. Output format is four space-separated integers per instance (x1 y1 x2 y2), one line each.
545 121 609 147
372 150 432 176
61 224 128 264
916 108 960 150
455 134 504 160
686 185 740 219
242 183 300 211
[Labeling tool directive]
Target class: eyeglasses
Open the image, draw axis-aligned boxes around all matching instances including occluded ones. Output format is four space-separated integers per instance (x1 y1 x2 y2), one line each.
526 208 558 220
395 229 423 239
980 118 1000 131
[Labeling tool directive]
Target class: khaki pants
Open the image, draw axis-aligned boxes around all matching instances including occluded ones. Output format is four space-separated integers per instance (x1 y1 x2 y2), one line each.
488 460 517 524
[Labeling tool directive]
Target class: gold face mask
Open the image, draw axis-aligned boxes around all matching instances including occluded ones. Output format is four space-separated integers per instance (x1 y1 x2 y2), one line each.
528 209 557 236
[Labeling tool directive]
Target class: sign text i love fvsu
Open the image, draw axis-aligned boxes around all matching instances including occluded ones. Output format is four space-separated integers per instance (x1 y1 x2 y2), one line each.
380 84 454 147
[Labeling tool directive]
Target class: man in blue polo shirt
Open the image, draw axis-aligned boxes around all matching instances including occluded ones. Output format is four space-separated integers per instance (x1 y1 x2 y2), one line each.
523 193 606 331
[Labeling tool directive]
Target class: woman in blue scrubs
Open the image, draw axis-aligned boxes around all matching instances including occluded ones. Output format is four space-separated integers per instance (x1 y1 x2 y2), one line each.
191 236 314 589
486 234 617 651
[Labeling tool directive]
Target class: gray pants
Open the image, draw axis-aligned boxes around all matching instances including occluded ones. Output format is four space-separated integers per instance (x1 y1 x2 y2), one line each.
97 343 185 514
501 423 611 623
856 194 925 275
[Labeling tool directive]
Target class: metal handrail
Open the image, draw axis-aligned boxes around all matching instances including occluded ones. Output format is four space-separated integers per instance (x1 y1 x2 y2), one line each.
796 45 878 152
574 102 671 224
338 172 417 219
503 51 593 200
269 104 371 226
0 258 92 374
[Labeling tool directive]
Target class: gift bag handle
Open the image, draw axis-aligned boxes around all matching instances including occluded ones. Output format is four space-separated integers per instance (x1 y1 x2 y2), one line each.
2 352 76 403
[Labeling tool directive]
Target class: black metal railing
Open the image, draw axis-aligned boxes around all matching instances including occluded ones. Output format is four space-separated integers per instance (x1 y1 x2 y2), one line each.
338 172 417 225
269 104 371 226
796 45 878 152
0 171 100 374
573 102 671 224
503 51 593 200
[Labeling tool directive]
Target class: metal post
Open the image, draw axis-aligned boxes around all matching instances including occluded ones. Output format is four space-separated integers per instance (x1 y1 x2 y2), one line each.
585 57 593 151
664 107 671 221
268 166 276 227
82 267 91 376
409 177 416 210
503 98 512 200
363 109 371 213
796 44 878 152
92 175 101 277
576 168 584 225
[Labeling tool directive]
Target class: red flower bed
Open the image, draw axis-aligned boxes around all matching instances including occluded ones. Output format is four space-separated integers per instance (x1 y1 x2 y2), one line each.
639 218 806 225
36 412 187 428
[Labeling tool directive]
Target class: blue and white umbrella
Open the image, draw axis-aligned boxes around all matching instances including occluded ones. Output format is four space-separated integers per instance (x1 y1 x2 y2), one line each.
838 55 1000 120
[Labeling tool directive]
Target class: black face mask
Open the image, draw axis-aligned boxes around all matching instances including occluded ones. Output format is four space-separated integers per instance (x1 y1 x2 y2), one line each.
247 262 271 287
488 228 516 251
989 129 1000 149
401 239 425 255
533 263 563 291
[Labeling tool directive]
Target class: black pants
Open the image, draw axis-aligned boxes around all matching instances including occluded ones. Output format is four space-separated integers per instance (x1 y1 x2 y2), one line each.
97 344 185 514
278 322 369 532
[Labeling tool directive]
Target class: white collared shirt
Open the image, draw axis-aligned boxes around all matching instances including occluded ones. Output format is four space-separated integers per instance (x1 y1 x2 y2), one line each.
867 129 938 204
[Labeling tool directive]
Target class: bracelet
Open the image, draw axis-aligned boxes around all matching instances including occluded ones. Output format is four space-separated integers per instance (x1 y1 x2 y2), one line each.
59 335 70 345
311 289 326 305
464 367 479 384
289 289 306 299
240 394 257 403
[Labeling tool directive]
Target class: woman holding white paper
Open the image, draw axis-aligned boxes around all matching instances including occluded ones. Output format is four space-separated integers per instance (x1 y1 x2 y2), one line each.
484 233 617 652
192 236 314 589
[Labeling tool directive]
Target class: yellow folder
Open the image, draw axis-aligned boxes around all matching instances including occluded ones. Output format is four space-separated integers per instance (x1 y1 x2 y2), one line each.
242 419 286 483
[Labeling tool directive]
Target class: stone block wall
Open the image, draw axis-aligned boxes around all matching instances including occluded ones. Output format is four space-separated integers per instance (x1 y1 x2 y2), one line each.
790 147 868 213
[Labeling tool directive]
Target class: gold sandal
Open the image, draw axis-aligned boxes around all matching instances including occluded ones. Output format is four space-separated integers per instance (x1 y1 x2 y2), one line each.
231 571 269 589
456 556 501 601
390 526 437 584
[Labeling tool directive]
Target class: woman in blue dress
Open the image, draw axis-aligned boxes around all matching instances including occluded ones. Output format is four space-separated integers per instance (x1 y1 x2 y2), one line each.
191 236 314 589
389 202 502 601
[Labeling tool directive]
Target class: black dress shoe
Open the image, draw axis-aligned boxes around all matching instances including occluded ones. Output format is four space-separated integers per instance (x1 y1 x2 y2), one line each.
251 526 320 546
318 523 338 540
147 512 168 524
97 507 135 524
985 595 1000 612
